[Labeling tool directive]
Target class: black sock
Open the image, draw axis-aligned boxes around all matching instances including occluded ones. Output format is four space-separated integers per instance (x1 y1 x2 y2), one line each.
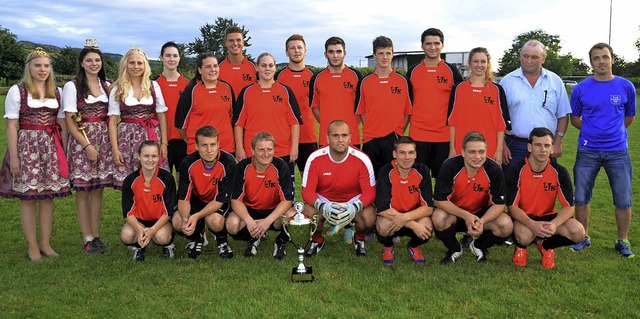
275 229 289 245
475 231 504 250
515 242 527 249
213 228 228 245
187 219 206 242
377 235 394 247
435 225 461 252
543 234 575 250
408 233 428 248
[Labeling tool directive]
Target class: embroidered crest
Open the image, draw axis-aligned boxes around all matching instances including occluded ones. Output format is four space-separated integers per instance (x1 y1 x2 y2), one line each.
610 95 621 105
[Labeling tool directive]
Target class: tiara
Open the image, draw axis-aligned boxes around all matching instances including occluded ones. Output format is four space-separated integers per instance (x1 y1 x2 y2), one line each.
84 38 99 49
32 47 49 57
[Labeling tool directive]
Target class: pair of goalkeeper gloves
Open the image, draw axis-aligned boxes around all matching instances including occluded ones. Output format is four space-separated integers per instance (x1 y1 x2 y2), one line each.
314 199 364 234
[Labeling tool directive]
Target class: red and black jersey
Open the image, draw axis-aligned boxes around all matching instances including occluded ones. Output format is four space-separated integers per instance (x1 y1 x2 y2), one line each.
448 80 511 157
407 60 463 142
233 82 303 157
122 167 176 222
232 156 294 210
153 74 190 141
275 66 317 144
302 146 376 206
177 150 236 205
376 161 433 213
219 56 255 100
309 67 363 146
355 70 412 143
506 157 573 218
434 155 506 214
175 80 236 153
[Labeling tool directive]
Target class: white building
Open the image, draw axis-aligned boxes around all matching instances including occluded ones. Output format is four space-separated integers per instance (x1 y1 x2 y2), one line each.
366 50 470 77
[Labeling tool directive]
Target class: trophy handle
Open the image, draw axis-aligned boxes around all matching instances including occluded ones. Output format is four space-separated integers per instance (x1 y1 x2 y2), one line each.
310 215 319 235
281 215 291 240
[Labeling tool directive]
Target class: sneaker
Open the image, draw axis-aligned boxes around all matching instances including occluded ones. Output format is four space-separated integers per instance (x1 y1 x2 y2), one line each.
502 235 514 246
382 246 395 265
615 240 635 258
469 240 488 263
244 237 261 257
188 238 204 259
512 247 528 267
440 248 463 265
133 247 146 261
83 239 103 254
355 240 367 256
537 241 555 269
93 237 109 251
407 245 425 264
162 244 175 259
460 234 473 249
570 236 591 251
306 240 325 257
218 242 234 259
273 242 287 260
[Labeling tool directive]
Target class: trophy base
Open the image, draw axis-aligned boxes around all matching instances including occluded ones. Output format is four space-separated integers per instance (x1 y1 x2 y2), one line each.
291 267 314 282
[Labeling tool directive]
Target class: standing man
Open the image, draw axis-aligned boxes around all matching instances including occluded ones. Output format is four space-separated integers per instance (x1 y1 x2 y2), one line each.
500 40 571 170
302 120 376 256
219 26 255 99
569 43 636 257
309 36 363 147
174 126 236 259
356 36 412 179
507 127 585 269
432 132 512 264
407 28 463 178
275 34 318 175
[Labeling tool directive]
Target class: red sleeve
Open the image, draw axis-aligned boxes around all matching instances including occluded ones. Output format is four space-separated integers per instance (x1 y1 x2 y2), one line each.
358 157 376 207
301 155 320 205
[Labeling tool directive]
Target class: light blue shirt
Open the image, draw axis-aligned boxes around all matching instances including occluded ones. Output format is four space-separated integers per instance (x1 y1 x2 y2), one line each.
499 67 571 138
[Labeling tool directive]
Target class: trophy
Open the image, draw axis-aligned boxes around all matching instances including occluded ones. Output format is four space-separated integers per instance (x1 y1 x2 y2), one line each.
71 112 90 145
282 202 318 282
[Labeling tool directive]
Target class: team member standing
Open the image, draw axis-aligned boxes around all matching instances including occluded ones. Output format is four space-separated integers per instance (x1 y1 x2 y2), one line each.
275 34 318 174
121 141 176 261
432 132 512 264
507 128 585 269
376 137 433 265
62 40 113 253
219 26 255 99
407 28 463 178
356 36 412 179
108 47 169 189
226 132 295 259
175 52 236 154
1 48 71 262
448 47 510 164
154 42 190 175
174 126 236 259
569 43 636 257
309 36 363 147
302 120 377 256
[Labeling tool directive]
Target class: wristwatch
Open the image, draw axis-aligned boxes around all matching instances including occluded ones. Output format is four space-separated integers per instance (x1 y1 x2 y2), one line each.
556 131 565 137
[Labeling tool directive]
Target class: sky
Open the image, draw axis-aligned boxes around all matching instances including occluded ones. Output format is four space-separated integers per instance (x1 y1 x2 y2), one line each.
1 0 639 72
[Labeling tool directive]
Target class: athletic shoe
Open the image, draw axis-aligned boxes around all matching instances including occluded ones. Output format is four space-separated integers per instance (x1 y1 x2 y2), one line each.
162 244 175 259
460 234 473 249
365 231 376 242
392 236 401 244
502 235 514 246
273 242 287 260
306 240 325 257
186 235 209 250
469 240 488 263
407 245 425 264
188 238 204 259
512 247 528 267
382 246 395 265
440 249 463 265
537 241 555 269
93 237 109 251
354 240 367 256
133 247 146 261
244 237 261 257
615 240 635 258
83 239 102 254
218 242 234 259
570 236 591 251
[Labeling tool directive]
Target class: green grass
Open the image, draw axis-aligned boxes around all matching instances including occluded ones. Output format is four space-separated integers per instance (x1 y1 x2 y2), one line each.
0 95 639 318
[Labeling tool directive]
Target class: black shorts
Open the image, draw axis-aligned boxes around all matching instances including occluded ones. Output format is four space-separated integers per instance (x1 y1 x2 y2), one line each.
415 141 448 178
190 198 231 218
451 207 489 233
124 218 156 228
296 142 319 174
362 132 398 179
246 207 281 230
168 139 187 174
531 214 558 222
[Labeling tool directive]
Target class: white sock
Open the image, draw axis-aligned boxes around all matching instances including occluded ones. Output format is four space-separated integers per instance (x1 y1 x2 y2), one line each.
85 235 94 243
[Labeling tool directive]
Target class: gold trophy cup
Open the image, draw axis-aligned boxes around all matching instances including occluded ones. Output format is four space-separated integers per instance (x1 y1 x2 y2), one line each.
282 202 318 282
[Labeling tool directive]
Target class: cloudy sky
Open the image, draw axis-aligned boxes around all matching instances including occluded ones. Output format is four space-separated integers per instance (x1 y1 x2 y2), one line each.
2 0 639 71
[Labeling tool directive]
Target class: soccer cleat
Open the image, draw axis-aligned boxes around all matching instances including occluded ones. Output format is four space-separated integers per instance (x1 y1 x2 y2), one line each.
570 236 591 251
615 240 635 258
188 238 204 259
83 239 103 254
537 241 555 269
162 244 175 259
407 245 425 264
93 237 109 251
354 240 367 256
460 234 473 249
382 246 395 265
440 249 463 265
305 240 325 257
469 240 488 263
512 247 528 267
244 237 261 257
133 247 146 261
273 242 287 260
217 242 234 259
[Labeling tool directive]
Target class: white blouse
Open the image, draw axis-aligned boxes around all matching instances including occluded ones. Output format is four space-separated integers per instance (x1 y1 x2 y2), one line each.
4 85 65 119
107 81 167 116
62 80 110 113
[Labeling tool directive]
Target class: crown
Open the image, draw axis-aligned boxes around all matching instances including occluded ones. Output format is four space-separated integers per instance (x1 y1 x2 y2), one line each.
32 47 49 57
84 38 99 49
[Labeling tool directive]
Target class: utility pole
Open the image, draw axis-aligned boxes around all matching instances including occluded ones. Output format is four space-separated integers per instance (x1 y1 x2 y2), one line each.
608 0 612 44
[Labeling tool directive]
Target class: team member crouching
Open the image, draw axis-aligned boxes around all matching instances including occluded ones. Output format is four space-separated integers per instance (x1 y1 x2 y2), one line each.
376 137 433 265
433 131 512 264
507 127 585 269
174 126 236 259
226 132 295 259
121 140 176 261
302 120 377 257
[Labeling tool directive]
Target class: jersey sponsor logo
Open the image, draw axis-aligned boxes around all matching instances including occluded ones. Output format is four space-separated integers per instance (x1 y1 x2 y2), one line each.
343 81 354 89
208 90 217 94
152 194 162 202
391 86 402 94
203 173 211 177
427 69 436 73
331 75 342 78
323 172 332 176
143 188 151 193
262 89 272 93
472 89 482 93
483 96 495 105
233 67 241 70
169 84 177 87
407 185 420 194
400 180 408 184
221 95 231 102
610 95 621 105
293 74 301 78
543 182 557 191
272 95 284 102
264 179 277 188
302 80 310 87
242 73 254 81
437 76 449 84
472 183 485 192
532 174 543 178
257 174 265 178
380 80 389 84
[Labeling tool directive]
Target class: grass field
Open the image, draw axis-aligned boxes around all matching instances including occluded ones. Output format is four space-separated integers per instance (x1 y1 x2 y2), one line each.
0 94 639 318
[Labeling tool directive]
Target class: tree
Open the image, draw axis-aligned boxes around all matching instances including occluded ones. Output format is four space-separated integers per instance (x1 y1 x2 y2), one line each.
0 26 26 83
52 46 80 75
187 17 252 59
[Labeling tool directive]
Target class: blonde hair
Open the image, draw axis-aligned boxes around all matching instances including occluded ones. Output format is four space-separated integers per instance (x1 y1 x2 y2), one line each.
23 48 57 99
111 47 152 102
468 47 494 83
